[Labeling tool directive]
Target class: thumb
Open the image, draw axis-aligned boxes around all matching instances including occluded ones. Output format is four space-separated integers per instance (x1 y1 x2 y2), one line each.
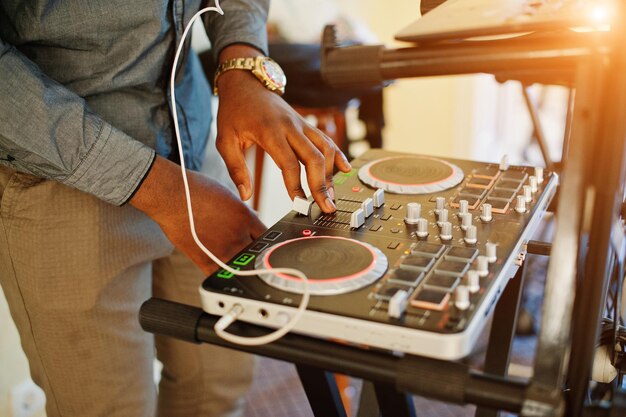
217 136 252 200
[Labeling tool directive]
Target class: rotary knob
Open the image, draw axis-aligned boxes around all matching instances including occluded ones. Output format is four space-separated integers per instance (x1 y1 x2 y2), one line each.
460 213 472 231
416 218 429 238
535 167 544 184
486 242 497 263
480 204 492 222
464 225 477 245
404 202 421 225
515 195 526 214
454 285 470 310
435 197 446 214
477 255 489 277
437 208 449 226
467 270 480 293
440 221 452 241
523 185 532 203
529 176 538 193
458 199 469 217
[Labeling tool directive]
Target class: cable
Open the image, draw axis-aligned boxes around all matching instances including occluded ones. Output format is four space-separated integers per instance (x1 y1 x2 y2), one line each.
169 3 310 345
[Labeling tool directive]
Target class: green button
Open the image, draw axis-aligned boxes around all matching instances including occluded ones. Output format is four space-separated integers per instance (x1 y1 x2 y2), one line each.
217 266 240 279
334 176 347 185
233 253 255 266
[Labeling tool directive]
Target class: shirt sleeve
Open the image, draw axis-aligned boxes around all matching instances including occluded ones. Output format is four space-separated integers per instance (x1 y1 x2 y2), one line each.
203 0 270 59
0 36 156 206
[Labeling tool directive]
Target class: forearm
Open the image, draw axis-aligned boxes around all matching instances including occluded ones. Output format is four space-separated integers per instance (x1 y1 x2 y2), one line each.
0 37 154 205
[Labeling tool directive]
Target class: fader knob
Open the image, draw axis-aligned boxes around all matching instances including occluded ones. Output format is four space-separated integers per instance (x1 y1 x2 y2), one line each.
515 195 526 214
523 185 532 203
458 199 469 217
477 256 489 277
454 285 470 310
437 208 449 226
373 188 385 208
467 270 480 293
350 209 365 228
499 155 509 171
388 290 409 319
535 167 544 184
362 198 374 217
486 242 497 263
460 213 472 231
464 225 477 245
435 197 446 214
440 221 452 241
404 202 421 225
416 218 429 238
529 176 538 193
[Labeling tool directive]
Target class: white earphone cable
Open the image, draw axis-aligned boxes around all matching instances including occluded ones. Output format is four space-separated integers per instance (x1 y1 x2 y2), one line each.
169 4 310 345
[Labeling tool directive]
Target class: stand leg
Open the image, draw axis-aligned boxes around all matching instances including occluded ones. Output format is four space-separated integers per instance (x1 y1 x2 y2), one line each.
296 364 348 417
475 262 527 417
357 381 381 417
374 383 417 417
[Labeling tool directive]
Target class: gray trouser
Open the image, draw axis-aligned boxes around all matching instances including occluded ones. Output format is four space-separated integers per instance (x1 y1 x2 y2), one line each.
0 165 254 417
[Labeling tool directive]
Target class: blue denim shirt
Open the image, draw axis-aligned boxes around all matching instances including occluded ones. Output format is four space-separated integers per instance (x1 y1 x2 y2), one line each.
0 0 268 205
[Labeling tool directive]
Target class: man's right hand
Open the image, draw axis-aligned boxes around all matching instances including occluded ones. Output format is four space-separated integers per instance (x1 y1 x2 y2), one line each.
129 156 266 275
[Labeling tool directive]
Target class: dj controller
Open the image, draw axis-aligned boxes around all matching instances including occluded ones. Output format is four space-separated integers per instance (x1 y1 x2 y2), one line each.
200 149 558 359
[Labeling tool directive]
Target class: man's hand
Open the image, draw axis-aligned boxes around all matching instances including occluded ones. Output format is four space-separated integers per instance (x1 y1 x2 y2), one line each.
215 45 352 213
130 156 266 275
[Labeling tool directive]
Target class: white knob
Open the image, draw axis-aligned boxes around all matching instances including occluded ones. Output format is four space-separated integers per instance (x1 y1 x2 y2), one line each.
404 202 421 225
515 195 526 213
416 218 429 238
477 255 489 277
373 189 385 208
467 270 480 293
480 204 492 222
486 242 497 263
350 209 365 228
437 208 448 226
362 198 374 217
440 221 452 241
292 196 314 216
458 199 469 217
388 290 409 319
464 225 477 245
499 155 509 171
460 213 472 231
455 285 470 310
435 197 446 214
529 176 538 193
535 167 544 184
523 185 532 203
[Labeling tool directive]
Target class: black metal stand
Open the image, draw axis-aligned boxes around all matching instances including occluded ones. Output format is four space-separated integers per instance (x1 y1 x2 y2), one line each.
140 255 536 417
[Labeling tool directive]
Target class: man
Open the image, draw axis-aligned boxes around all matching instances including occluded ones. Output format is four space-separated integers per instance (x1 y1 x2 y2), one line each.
0 1 350 416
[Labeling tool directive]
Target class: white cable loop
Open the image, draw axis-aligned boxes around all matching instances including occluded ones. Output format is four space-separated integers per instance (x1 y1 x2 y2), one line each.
170 4 310 345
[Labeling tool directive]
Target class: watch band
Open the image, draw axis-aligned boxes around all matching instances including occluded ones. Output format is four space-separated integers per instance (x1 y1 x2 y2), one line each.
213 57 257 95
213 56 286 96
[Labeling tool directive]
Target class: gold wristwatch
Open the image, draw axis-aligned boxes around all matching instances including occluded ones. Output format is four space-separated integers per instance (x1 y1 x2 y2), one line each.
213 56 287 96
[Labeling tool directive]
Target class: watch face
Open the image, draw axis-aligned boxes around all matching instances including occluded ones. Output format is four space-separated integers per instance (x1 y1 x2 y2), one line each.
260 59 287 89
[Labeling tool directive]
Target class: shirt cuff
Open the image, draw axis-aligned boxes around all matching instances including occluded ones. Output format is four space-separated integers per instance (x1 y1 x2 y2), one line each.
64 122 156 206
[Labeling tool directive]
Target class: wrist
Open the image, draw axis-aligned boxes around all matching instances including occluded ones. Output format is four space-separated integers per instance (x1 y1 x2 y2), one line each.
218 43 263 64
129 155 182 218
